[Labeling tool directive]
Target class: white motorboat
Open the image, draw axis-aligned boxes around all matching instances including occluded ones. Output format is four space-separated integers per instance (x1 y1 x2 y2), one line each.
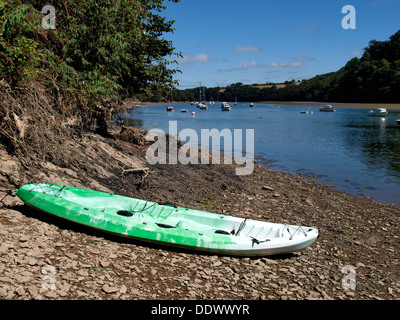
198 103 208 110
367 108 388 117
319 105 336 112
221 102 232 111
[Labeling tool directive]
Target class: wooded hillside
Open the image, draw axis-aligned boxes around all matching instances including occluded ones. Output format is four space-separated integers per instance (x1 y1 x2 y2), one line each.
173 30 400 103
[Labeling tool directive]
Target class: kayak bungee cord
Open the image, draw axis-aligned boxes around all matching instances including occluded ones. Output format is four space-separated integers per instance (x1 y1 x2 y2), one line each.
283 225 309 240
29 183 67 198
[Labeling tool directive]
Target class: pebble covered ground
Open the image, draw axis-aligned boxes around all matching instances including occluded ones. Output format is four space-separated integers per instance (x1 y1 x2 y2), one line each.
1 132 399 300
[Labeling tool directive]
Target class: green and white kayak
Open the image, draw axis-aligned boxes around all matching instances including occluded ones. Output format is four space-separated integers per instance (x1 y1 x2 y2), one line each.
15 183 318 257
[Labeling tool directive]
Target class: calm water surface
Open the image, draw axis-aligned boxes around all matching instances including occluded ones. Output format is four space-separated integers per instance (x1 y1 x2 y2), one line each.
127 103 400 206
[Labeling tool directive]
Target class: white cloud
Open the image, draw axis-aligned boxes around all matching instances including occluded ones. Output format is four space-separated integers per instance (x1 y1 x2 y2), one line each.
221 61 261 72
179 53 212 64
372 0 398 6
292 55 316 61
244 61 260 68
235 46 263 52
191 53 212 63
268 62 303 69
351 50 362 57
298 22 323 32
219 60 303 73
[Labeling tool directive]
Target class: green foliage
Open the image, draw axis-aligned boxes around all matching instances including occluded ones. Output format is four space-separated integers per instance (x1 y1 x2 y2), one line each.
1 0 180 103
0 1 43 83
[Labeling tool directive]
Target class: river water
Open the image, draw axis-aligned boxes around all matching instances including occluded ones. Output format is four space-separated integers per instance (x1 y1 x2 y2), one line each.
127 103 400 206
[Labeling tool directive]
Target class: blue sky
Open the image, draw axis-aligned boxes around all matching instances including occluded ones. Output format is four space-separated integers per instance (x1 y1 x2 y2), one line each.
162 0 400 89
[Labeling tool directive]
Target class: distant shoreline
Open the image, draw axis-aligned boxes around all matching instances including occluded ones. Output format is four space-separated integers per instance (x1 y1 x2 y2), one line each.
258 101 400 111
126 100 400 112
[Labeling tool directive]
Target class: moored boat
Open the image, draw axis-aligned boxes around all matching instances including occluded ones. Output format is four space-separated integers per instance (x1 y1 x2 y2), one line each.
367 108 388 117
319 105 336 112
221 102 232 111
167 106 174 112
15 183 319 257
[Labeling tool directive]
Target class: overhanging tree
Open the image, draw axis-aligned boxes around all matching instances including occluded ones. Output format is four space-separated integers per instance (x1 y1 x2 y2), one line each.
1 0 181 123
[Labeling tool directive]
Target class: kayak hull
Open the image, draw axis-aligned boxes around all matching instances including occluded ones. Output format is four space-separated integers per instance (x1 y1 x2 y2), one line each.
15 183 318 257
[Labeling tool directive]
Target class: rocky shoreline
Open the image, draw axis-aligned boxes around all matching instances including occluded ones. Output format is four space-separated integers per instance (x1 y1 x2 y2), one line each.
0 128 399 300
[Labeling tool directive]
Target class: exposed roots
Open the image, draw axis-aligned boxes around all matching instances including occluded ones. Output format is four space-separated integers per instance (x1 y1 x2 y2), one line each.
0 80 86 168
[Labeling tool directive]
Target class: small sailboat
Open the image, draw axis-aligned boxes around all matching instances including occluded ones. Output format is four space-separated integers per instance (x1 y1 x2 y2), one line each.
197 83 208 109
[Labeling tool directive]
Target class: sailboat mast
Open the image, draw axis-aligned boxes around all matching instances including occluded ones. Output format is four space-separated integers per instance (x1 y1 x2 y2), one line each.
199 81 202 102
